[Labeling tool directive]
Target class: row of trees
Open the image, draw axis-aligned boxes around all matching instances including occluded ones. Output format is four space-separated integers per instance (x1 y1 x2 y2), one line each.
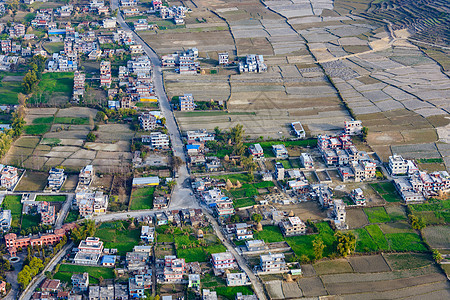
22 55 47 95
71 220 96 244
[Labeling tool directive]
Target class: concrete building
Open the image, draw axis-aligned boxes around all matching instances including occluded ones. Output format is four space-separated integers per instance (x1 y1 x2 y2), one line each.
218 52 229 65
331 199 347 229
215 199 234 217
48 167 65 190
139 112 157 130
279 216 306 236
344 120 363 135
186 129 215 142
140 226 155 243
79 165 94 186
0 210 11 232
71 273 89 292
102 17 116 28
142 132 170 149
272 144 288 159
275 162 285 181
292 121 306 138
164 255 186 283
0 165 18 189
100 61 112 87
245 239 268 252
211 252 237 271
388 154 408 175
179 93 195 111
300 153 313 169
260 253 287 273
239 54 267 73
350 188 366 206
75 191 108 217
73 71 86 100
249 143 264 160
226 272 251 286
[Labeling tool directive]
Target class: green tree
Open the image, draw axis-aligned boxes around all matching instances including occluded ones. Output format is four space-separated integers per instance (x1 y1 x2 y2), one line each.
167 180 176 191
95 111 106 122
230 214 241 223
313 237 325 260
335 231 356 257
362 126 369 142
432 249 442 263
230 124 244 144
409 214 426 230
22 69 38 94
251 213 262 224
86 132 96 142
17 266 32 289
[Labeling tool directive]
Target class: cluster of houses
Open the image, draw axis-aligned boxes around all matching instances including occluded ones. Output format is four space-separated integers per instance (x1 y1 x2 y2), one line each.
238 54 267 73
162 47 199 74
22 195 57 226
184 129 223 171
390 154 450 202
152 0 189 25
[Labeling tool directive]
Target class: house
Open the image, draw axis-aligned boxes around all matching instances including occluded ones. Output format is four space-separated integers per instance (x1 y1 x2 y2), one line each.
188 274 200 289
186 129 215 142
0 210 11 232
155 212 168 225
89 285 115 300
272 144 288 159
260 253 287 273
331 199 347 229
101 255 116 266
102 18 116 29
100 61 112 87
134 245 152 253
78 165 93 186
344 120 363 135
279 216 306 236
73 71 86 100
164 255 186 283
41 279 61 292
388 154 408 175
226 272 251 286
311 184 333 208
48 167 65 190
215 199 234 217
245 239 268 252
179 93 195 111
132 176 160 186
235 223 253 240
218 52 229 65
142 132 170 149
211 252 237 271
134 19 149 31
239 54 267 73
350 188 366 206
74 237 103 265
0 281 6 294
126 251 150 271
203 289 218 300
0 165 18 189
71 273 89 292
291 122 306 138
300 153 313 169
139 112 157 130
39 201 56 225
75 191 108 217
236 293 258 300
129 274 152 298
140 226 155 243
275 162 285 181
249 143 264 160
130 44 143 54
153 196 169 209
114 284 128 300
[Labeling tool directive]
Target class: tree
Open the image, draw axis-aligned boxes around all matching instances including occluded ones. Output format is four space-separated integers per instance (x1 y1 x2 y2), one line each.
335 231 356 257
409 214 426 230
230 124 244 144
167 180 176 191
86 132 96 142
230 214 240 223
22 69 38 94
432 249 442 263
313 237 325 260
362 126 369 142
251 213 262 224
95 111 106 122
17 267 31 289
160 117 166 125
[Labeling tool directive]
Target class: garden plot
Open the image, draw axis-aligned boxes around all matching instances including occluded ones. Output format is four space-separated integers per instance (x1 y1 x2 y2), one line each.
346 208 368 229
297 276 327 297
265 281 285 299
391 143 441 160
282 281 303 298
422 226 450 249
348 255 391 273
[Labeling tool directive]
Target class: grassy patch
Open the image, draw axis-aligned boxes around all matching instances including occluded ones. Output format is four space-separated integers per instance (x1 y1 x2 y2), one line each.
41 138 61 146
253 181 275 188
365 224 389 251
385 233 427 252
21 214 41 229
96 221 141 255
214 286 254 300
130 186 155 210
370 182 402 202
43 42 64 54
287 222 336 258
0 80 22 105
417 158 443 163
276 160 291 169
64 210 79 223
313 259 353 275
177 247 207 263
54 117 89 125
33 116 54 124
36 195 66 202
2 195 22 230
212 173 251 184
204 244 227 254
55 264 114 284
233 197 256 208
24 124 51 135
364 207 391 223
29 72 74 104
384 253 433 270
254 225 285 243
409 198 450 225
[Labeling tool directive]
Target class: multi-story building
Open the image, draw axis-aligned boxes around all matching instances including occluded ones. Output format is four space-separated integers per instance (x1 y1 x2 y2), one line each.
78 237 104 254
272 144 288 159
152 0 162 9
75 191 108 217
48 167 65 190
300 153 313 169
211 252 236 271
0 165 18 189
331 199 347 229
139 112 157 130
164 256 186 283
279 216 306 236
388 154 408 175
291 121 306 138
71 273 89 292
239 54 267 73
39 201 56 225
73 71 86 100
275 162 285 181
0 210 11 232
226 272 251 286
142 132 170 149
140 226 155 243
186 129 215 142
102 18 117 29
78 165 94 186
260 253 287 273
10 24 25 38
100 61 112 87
249 144 264 160
179 93 195 111
350 188 366 206
344 120 362 135
134 19 149 31
129 274 152 298
1 40 11 53
214 199 234 217
218 52 229 65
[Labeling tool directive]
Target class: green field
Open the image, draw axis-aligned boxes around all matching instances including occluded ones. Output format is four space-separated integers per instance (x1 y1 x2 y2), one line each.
21 214 40 229
64 210 79 223
385 233 428 252
212 173 251 184
130 186 155 210
233 197 256 208
364 207 391 223
385 253 433 270
54 117 90 125
36 195 66 202
354 228 379 252
253 181 275 189
177 247 207 263
370 182 402 202
276 160 291 169
201 271 254 299
2 195 22 230
30 72 74 104
54 264 114 285
365 224 389 250
24 124 51 135
254 225 285 243
0 80 22 105
409 198 450 225
43 42 64 54
33 117 55 124
95 221 141 255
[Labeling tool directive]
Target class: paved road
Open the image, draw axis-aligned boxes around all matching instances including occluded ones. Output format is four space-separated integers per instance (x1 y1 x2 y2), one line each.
112 0 197 210
205 212 267 300
20 242 73 300
4 252 26 300
55 193 74 228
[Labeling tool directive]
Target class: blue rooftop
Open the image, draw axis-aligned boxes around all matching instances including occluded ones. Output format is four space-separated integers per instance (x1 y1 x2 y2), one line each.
186 144 200 150
101 255 116 264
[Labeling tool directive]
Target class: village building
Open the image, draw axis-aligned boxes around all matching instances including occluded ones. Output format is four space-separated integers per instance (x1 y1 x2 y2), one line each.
74 237 104 265
300 153 314 169
164 255 186 283
291 121 306 138
279 216 306 236
388 154 409 175
211 252 237 272
100 60 112 87
75 190 108 217
249 143 264 160
186 129 215 142
331 199 347 229
0 165 18 189
239 54 267 73
226 272 251 286
218 52 229 65
71 273 89 292
350 188 366 206
48 167 65 190
139 112 157 130
215 199 234 217
272 144 288 159
275 162 285 181
344 120 363 135
140 226 155 243
142 132 170 149
0 210 11 232
73 71 86 101
260 253 287 273
78 165 94 187
179 93 195 111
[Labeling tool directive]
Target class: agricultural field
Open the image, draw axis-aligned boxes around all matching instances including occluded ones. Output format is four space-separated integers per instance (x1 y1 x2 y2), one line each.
370 182 402 203
29 72 74 105
3 107 135 173
409 198 450 225
422 226 450 250
130 186 155 210
0 74 23 105
35 195 66 202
